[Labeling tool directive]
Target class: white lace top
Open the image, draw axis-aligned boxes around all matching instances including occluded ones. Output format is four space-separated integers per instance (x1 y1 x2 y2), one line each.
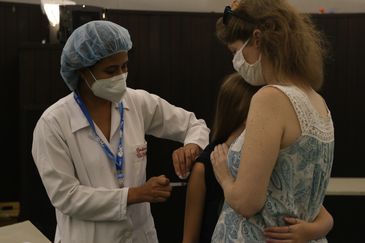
212 85 334 243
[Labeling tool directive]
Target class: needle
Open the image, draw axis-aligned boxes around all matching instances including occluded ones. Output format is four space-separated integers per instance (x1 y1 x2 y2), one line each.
170 182 188 187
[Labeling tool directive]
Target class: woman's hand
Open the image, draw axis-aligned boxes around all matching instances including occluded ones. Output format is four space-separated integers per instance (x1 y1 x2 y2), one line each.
210 143 231 186
128 175 172 204
172 143 202 179
264 217 312 243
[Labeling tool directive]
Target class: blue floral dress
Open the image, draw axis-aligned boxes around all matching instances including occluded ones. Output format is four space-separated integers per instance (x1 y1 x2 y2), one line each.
212 85 334 243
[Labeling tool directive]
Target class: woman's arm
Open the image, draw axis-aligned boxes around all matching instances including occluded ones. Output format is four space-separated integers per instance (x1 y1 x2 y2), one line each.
136 89 209 177
264 206 334 243
183 162 206 243
211 87 287 217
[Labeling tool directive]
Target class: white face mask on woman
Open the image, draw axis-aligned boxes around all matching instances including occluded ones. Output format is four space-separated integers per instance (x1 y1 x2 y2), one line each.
87 70 128 103
232 39 266 86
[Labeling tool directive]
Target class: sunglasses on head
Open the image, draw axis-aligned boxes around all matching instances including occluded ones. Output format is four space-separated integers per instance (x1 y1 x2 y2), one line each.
223 5 256 25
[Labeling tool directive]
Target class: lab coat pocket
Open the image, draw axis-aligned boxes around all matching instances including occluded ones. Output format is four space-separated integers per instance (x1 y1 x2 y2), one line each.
125 142 147 186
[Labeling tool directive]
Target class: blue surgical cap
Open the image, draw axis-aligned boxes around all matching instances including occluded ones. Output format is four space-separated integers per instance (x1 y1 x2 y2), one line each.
60 20 133 90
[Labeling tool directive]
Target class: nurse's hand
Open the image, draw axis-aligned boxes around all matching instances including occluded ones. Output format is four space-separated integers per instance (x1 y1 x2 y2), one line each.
128 175 172 204
172 143 202 179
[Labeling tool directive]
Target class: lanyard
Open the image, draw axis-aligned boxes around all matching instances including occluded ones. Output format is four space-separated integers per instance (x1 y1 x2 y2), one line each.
73 91 125 186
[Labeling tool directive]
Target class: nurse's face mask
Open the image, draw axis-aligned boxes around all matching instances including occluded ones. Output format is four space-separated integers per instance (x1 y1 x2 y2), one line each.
86 70 128 103
232 39 265 86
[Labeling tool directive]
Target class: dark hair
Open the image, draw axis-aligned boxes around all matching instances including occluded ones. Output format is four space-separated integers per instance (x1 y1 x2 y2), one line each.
216 0 328 90
211 73 261 143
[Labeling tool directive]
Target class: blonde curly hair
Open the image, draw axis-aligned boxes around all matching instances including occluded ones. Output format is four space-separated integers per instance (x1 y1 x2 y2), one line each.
216 0 328 90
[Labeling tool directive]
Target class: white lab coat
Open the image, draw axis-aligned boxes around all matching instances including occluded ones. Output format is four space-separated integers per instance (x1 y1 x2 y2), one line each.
32 88 209 243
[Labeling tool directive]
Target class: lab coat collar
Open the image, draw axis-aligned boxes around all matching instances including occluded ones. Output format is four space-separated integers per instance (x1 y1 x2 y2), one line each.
69 94 89 133
69 90 131 133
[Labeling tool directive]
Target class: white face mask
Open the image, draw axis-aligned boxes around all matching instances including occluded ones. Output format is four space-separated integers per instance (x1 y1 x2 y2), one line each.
232 39 266 86
87 70 128 103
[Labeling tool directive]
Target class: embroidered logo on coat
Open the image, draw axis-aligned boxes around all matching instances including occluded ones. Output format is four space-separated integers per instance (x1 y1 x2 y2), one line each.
136 145 147 158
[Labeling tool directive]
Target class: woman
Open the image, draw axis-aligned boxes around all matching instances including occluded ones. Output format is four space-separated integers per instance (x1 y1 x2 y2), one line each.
31 20 209 243
210 0 334 242
183 74 333 243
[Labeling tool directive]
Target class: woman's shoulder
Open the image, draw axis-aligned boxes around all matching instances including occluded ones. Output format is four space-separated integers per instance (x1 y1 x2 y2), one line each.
41 93 74 120
124 88 164 108
254 85 292 99
250 85 292 111
247 85 300 133
34 93 76 133
125 88 160 99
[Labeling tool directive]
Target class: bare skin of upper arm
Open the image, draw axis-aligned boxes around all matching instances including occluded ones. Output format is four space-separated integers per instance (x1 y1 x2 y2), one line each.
183 162 206 243
232 86 302 213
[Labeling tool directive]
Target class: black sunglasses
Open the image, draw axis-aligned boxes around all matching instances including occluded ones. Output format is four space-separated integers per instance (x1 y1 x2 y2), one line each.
223 6 256 25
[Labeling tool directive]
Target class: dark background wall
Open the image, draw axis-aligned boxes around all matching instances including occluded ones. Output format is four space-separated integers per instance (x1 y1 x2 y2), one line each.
0 2 49 202
1 2 364 242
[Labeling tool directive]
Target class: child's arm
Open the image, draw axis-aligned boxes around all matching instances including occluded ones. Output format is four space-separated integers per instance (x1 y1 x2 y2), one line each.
264 205 333 243
182 162 206 243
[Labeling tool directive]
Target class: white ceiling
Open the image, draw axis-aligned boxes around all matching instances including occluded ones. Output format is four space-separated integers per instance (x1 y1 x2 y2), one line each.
2 0 365 13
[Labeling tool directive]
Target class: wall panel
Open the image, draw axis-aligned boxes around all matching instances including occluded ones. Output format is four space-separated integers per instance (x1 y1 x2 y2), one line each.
0 2 48 201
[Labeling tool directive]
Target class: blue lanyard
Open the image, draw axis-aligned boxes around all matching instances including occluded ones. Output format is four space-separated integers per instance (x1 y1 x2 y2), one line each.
73 92 125 186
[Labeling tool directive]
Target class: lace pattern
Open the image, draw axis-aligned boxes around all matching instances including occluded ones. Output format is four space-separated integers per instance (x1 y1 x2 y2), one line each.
268 85 334 143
